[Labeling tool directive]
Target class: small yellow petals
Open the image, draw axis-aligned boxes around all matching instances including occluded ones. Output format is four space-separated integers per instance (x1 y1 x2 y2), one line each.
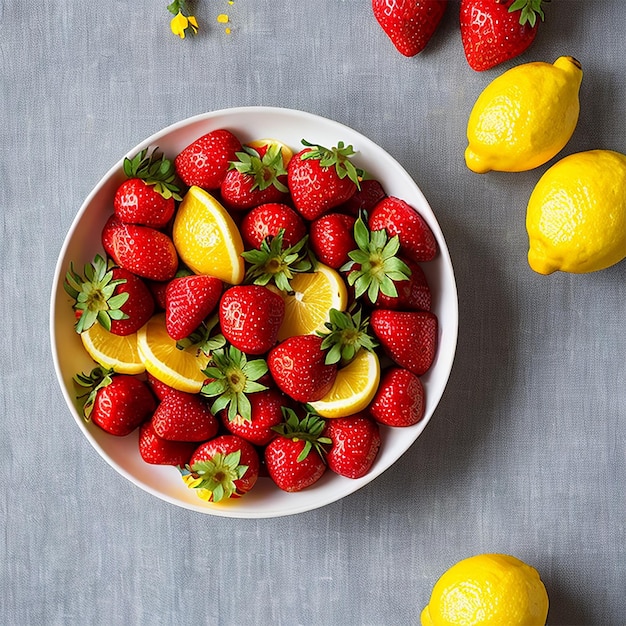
170 11 189 39
225 27 232 35
217 13 229 24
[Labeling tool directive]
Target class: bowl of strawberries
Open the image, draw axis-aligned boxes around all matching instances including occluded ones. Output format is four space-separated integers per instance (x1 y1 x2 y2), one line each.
50 107 458 517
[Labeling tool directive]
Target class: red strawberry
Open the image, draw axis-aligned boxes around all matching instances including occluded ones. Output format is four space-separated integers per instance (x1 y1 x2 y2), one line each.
146 372 184 401
287 140 361 220
220 388 287 446
74 368 156 436
369 257 432 311
323 413 381 479
369 367 425 427
268 335 337 403
175 129 243 189
337 178 387 216
264 409 329 492
240 203 307 249
460 0 547 72
369 196 438 262
372 0 448 57
102 215 178 282
184 435 260 501
219 285 285 355
370 309 438 375
220 144 289 211
138 421 196 465
309 213 356 269
114 179 175 229
165 274 223 340
113 147 181 228
64 254 154 336
152 392 219 442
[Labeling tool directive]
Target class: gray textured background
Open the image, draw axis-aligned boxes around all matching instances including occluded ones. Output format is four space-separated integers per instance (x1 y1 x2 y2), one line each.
2 1 626 624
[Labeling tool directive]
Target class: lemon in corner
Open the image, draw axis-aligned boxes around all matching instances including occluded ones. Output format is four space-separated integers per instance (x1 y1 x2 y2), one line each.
465 56 583 174
421 554 549 626
526 150 626 275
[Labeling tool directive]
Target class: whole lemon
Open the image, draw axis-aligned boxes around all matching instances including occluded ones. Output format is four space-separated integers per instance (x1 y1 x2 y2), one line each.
526 150 626 274
465 56 583 174
421 554 549 626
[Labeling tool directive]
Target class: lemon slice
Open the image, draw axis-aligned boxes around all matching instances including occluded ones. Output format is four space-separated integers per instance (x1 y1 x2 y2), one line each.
274 264 348 341
80 323 145 375
172 186 245 284
309 349 380 418
136 314 210 393
246 138 294 167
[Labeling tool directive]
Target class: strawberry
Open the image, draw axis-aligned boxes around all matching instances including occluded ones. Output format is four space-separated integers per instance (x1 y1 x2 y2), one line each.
102 215 178 282
369 196 438 263
220 144 289 211
113 148 181 228
341 214 412 305
264 409 330 492
165 274 223 340
182 435 260 501
369 367 425 427
139 421 197 466
309 213 356 269
152 392 219 442
201 345 270 421
220 387 287 446
74 367 156 436
146 372 184 401
369 257 432 311
337 178 387 216
64 254 154 336
370 309 438 375
219 285 285 355
268 335 337 402
241 230 312 292
287 140 361 220
460 0 547 72
323 413 381 479
372 0 448 57
240 203 307 249
174 129 243 189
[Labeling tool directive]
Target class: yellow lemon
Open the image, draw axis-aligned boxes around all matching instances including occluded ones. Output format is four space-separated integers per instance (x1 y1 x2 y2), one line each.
421 554 549 626
80 323 145 375
246 138 294 167
309 349 380 418
465 56 583 174
272 264 348 341
526 149 626 274
172 185 245 283
136 313 210 393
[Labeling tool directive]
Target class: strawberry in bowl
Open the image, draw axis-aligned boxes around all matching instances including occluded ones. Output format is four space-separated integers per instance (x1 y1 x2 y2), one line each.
50 107 458 518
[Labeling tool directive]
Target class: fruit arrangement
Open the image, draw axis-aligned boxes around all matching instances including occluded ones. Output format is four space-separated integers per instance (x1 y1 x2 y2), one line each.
63 128 441 503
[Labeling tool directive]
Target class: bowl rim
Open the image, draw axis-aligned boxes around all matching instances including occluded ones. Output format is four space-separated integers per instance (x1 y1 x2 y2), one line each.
49 106 459 518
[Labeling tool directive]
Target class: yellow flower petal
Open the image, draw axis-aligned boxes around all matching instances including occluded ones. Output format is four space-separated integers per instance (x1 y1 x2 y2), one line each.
170 11 188 38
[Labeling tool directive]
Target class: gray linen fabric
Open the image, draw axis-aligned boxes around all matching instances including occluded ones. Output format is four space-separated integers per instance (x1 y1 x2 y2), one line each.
2 1 625 624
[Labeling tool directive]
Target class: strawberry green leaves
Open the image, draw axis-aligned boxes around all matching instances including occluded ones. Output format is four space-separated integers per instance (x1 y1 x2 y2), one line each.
318 307 377 366
123 147 183 201
200 345 268 421
299 140 362 189
509 0 548 27
341 215 411 304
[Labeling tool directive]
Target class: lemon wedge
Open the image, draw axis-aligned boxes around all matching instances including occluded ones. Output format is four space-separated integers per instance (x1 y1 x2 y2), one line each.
80 323 145 375
273 263 348 341
136 314 210 393
309 349 380 418
172 186 245 283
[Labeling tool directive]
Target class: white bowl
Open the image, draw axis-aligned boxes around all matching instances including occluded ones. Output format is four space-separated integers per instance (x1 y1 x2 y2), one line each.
50 107 458 518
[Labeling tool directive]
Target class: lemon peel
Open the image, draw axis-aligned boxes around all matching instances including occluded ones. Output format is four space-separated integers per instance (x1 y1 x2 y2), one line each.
421 554 549 626
465 56 582 174
526 149 626 274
